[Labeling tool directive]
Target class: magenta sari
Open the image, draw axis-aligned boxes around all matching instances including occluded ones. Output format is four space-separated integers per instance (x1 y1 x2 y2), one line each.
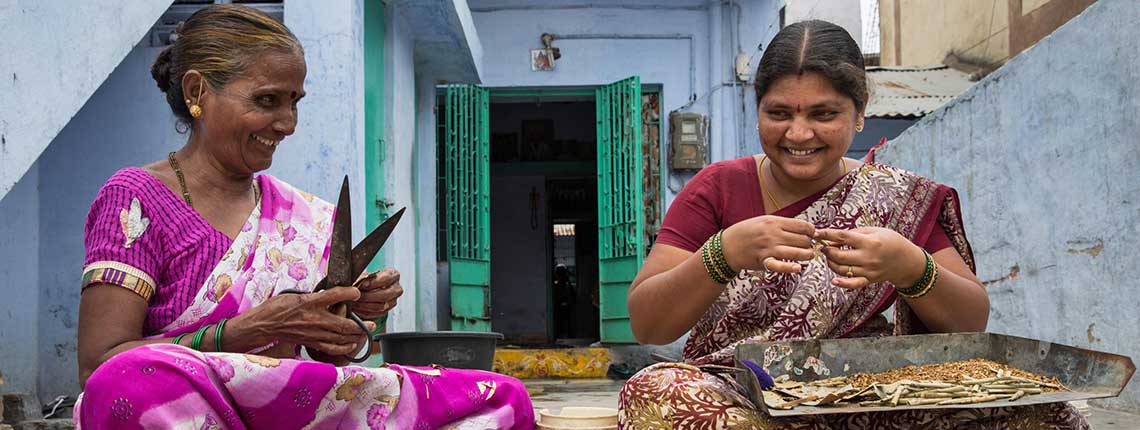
78 169 534 430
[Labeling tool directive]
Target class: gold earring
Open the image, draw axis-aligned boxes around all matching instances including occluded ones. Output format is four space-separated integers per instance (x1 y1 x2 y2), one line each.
855 120 864 133
188 83 204 119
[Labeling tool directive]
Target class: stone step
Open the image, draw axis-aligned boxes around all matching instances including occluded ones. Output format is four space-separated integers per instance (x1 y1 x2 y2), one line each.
493 347 611 379
13 420 73 430
1 394 40 425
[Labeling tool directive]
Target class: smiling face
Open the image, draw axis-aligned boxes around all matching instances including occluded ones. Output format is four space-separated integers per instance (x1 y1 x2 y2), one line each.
194 50 306 174
758 71 861 183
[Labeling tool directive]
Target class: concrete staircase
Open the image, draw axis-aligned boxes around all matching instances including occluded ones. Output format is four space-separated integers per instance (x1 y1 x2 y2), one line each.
0 1 174 200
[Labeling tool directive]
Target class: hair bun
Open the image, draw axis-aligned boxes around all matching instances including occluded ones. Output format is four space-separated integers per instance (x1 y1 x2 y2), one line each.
151 46 176 93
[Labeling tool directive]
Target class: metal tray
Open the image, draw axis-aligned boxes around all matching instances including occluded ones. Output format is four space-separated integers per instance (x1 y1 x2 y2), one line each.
734 333 1135 417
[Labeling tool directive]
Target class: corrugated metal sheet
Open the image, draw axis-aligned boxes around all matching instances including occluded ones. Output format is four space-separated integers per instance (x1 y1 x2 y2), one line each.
865 65 975 118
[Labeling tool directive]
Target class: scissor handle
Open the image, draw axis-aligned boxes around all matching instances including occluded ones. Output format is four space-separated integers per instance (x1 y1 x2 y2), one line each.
340 306 375 363
277 290 374 363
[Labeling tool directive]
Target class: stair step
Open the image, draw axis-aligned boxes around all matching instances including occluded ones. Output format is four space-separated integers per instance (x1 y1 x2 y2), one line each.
13 419 73 430
494 348 611 379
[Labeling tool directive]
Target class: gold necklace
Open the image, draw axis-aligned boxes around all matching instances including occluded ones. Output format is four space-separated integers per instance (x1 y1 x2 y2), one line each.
167 151 260 208
168 151 193 207
758 154 847 211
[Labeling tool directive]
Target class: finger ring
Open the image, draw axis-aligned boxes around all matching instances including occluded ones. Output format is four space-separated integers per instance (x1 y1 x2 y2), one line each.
762 257 774 271
846 265 854 277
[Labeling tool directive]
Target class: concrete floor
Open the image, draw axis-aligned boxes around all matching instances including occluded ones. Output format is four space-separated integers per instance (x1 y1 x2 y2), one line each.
526 379 1139 429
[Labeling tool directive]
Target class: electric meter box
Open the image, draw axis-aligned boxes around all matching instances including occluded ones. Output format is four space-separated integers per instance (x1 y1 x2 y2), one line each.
669 111 709 170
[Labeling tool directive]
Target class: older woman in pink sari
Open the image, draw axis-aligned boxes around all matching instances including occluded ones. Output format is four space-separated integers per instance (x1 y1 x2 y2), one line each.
618 20 1086 430
76 5 533 430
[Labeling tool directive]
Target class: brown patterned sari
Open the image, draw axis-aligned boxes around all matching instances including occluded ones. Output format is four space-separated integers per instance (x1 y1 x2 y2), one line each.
619 163 1088 430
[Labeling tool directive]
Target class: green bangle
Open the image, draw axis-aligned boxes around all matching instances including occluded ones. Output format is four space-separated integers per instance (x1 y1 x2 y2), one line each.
214 318 228 352
190 325 210 351
897 251 938 298
711 231 736 280
700 237 730 284
701 243 726 284
172 333 187 345
907 262 939 299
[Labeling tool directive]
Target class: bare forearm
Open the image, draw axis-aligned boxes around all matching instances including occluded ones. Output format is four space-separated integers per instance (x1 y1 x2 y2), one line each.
80 319 274 387
628 252 727 345
901 264 989 333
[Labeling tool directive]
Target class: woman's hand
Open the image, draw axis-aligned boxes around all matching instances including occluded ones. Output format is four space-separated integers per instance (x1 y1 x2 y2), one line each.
723 215 817 274
350 268 404 320
816 227 927 289
228 286 373 357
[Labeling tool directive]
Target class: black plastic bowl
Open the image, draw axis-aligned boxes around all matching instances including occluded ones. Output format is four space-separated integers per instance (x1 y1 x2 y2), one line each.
373 331 504 371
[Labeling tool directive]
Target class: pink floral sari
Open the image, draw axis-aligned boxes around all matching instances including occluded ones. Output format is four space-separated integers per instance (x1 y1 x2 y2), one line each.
78 171 533 430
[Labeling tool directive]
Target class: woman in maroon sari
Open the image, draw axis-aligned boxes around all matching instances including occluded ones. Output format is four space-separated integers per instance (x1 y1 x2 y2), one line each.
618 20 1086 430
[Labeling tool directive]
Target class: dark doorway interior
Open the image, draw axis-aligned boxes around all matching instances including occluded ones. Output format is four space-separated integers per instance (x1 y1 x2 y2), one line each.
489 99 598 346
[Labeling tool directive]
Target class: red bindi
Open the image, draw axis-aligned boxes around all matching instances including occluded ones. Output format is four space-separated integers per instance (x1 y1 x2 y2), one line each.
795 104 802 114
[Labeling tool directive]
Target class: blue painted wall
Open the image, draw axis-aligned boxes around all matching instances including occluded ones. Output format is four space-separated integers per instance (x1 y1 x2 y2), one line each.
0 164 40 397
468 0 781 208
877 0 1140 412
0 1 173 199
414 74 443 332
379 2 421 335
33 38 183 401
279 0 368 237
0 0 374 402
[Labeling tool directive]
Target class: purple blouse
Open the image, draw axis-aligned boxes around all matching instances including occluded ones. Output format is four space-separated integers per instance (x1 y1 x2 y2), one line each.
82 167 254 334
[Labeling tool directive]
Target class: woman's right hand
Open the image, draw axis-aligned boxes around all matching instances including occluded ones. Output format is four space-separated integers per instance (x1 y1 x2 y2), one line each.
722 215 817 273
228 286 371 357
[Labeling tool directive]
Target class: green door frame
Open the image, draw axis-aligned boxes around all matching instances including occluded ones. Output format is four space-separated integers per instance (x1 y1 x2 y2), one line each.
445 85 493 332
363 0 386 335
440 84 652 341
595 77 643 344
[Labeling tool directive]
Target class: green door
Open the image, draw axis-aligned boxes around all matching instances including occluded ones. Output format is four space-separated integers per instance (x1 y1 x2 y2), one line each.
596 77 643 344
445 84 492 332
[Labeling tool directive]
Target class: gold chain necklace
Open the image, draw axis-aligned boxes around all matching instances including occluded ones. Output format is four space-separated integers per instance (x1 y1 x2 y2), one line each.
757 154 847 211
167 151 260 209
168 151 194 207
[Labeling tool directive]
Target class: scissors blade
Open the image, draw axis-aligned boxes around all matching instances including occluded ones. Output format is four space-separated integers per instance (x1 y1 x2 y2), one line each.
325 176 354 288
350 207 406 278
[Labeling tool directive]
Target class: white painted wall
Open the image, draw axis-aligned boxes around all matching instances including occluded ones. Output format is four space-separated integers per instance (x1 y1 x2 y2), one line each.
0 0 173 200
785 0 863 50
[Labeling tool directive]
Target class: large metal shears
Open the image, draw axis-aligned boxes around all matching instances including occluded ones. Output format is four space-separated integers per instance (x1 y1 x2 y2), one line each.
305 176 404 363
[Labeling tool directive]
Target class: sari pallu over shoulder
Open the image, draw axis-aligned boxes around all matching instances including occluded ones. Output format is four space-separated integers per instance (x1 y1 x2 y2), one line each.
77 175 537 430
683 162 976 365
152 174 336 346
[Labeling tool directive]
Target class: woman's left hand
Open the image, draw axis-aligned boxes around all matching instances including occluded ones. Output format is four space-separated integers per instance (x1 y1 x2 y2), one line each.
348 268 404 319
815 227 927 289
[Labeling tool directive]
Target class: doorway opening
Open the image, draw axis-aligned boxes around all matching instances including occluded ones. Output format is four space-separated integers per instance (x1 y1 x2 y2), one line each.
435 79 654 345
487 95 599 346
